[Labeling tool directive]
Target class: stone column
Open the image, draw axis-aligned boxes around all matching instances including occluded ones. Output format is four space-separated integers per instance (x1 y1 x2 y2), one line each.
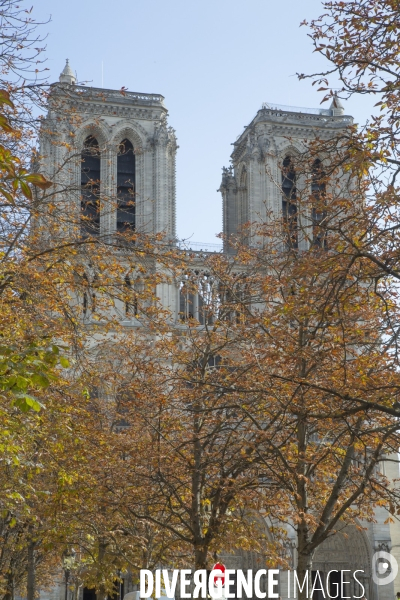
153 119 173 238
100 145 115 236
219 166 237 252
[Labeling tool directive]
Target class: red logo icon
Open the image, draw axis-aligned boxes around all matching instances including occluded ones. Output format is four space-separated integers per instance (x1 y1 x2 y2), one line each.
212 563 226 587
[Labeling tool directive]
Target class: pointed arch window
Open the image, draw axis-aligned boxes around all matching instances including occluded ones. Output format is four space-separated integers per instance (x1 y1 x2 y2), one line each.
311 159 327 248
240 167 248 228
282 156 298 249
81 136 100 236
179 279 194 321
117 139 135 232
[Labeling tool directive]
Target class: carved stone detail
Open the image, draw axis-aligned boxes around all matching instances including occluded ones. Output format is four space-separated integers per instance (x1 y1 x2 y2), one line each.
74 120 110 150
375 540 392 553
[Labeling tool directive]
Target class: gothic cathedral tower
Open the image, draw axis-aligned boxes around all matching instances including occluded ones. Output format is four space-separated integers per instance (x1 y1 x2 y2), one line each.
219 99 351 251
40 60 177 242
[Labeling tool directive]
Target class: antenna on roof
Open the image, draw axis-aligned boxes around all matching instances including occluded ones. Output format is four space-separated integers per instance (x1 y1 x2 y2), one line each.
101 61 104 88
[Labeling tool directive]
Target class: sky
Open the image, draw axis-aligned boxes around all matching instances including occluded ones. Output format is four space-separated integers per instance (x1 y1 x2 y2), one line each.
33 0 373 246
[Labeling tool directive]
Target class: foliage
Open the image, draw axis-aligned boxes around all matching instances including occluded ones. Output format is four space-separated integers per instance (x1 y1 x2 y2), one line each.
3 2 400 600
299 0 400 285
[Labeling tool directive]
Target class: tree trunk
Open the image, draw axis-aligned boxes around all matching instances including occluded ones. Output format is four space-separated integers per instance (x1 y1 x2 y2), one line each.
192 396 208 572
296 402 312 600
3 567 14 600
96 540 107 600
296 548 313 600
194 544 208 570
26 538 35 600
96 589 107 600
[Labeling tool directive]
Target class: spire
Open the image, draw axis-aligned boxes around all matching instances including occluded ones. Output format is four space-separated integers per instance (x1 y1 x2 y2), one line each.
330 92 344 116
59 59 76 85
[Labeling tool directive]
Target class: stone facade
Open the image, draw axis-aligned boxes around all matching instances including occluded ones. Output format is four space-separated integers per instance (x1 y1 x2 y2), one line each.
38 62 400 600
217 98 400 600
219 100 352 252
40 65 177 242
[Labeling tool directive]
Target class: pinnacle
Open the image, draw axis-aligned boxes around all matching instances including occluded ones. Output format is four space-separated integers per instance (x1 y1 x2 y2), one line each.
59 59 76 85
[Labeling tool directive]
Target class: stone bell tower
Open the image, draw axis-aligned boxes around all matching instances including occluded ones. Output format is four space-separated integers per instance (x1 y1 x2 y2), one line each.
219 98 352 251
40 59 178 241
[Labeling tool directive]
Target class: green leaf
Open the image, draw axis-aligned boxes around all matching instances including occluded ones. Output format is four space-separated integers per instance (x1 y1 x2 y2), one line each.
13 394 42 413
0 90 14 108
0 114 14 133
19 180 32 200
15 375 28 391
59 356 69 368
31 373 49 388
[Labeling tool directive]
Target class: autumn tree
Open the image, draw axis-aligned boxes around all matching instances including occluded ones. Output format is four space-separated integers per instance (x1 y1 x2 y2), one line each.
26 3 400 597
158 216 399 599
0 4 172 600
106 320 279 572
294 0 400 291
7 3 400 600
181 8 400 594
75 215 400 599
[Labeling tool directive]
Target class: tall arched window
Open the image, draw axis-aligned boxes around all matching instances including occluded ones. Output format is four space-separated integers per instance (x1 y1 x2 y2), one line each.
81 136 100 235
282 156 298 249
179 280 194 321
311 159 327 248
117 139 135 232
240 166 248 228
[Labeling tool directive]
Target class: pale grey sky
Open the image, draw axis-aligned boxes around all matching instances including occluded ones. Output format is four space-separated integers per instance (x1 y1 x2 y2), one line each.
34 0 370 245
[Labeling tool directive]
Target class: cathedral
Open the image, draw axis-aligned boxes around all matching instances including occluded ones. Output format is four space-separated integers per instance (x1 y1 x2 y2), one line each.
37 60 400 600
